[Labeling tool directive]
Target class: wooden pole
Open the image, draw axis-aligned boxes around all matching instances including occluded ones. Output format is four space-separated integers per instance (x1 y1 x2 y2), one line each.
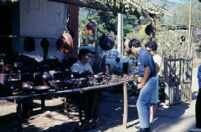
69 5 79 58
151 15 156 41
123 82 128 128
164 54 170 105
117 13 123 55
188 0 192 56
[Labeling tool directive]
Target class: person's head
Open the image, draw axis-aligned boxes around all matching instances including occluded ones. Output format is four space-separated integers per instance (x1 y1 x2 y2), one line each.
145 41 158 56
124 39 131 54
78 49 90 64
144 41 150 49
128 39 141 55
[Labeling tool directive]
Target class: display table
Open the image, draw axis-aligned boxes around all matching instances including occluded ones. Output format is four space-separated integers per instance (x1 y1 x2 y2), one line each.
0 78 137 131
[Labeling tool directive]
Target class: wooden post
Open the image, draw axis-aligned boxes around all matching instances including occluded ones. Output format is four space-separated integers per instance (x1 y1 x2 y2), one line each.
117 13 123 55
41 96 45 110
163 54 170 105
69 5 79 58
188 0 192 56
123 82 128 128
189 57 193 101
151 15 156 41
93 34 99 73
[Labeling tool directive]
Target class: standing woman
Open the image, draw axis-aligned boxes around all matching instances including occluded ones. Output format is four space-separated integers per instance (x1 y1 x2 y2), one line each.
145 41 162 123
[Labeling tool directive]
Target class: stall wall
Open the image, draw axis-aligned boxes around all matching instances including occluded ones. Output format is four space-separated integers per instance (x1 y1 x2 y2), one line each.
13 0 68 62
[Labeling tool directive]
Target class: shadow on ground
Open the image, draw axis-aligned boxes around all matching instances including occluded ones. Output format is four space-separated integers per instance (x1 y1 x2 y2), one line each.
0 90 139 132
151 101 190 132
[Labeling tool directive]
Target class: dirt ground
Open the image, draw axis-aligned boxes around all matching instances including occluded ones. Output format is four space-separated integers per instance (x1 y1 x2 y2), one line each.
0 61 200 132
0 89 139 132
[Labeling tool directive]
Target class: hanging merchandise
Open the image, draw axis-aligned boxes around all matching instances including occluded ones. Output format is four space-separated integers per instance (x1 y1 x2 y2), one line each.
145 24 153 35
40 38 49 61
84 19 97 36
24 37 35 52
99 33 115 51
57 31 73 54
40 38 49 49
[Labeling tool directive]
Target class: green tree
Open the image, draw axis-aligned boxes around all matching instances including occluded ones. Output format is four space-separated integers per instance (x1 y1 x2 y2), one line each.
79 7 140 47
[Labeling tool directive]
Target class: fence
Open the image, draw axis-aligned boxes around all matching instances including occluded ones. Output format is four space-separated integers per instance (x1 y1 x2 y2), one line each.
163 56 193 105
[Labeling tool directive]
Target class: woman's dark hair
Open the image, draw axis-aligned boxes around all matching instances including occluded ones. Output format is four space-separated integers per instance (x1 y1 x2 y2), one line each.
145 41 150 48
78 49 90 60
128 39 141 48
146 41 158 51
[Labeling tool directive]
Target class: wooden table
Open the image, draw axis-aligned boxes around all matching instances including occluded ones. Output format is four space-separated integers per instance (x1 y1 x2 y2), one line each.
0 78 137 131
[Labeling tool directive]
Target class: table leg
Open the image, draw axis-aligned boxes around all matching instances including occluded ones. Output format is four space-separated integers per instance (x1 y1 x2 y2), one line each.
17 99 22 132
123 82 128 128
41 96 45 110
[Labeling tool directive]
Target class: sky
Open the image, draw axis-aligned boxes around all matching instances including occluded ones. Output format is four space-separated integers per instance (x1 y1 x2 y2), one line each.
162 0 189 4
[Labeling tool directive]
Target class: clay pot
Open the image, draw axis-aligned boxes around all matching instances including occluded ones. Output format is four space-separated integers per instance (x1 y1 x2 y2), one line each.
24 37 35 52
145 24 153 35
84 20 96 36
99 33 115 51
40 38 49 49
57 31 73 54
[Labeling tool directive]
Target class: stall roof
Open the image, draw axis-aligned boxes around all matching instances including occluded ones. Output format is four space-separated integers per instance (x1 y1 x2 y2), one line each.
49 0 168 18
0 0 168 18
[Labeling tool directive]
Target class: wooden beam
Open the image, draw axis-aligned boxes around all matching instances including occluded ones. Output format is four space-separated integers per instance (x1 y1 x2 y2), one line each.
49 0 150 17
49 0 121 14
49 0 169 17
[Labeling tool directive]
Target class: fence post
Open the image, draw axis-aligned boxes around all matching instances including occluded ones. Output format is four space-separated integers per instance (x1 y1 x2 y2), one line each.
164 54 170 105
